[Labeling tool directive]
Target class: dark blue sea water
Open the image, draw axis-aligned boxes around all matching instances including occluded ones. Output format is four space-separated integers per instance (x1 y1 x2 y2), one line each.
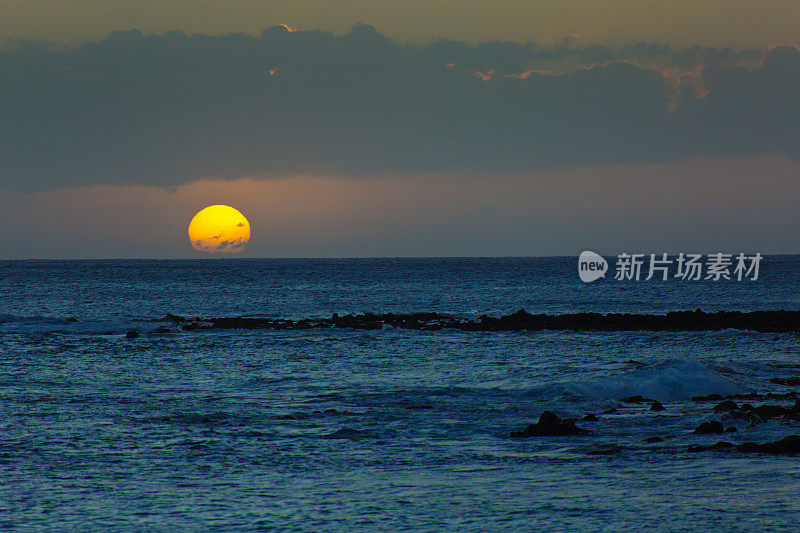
2 257 800 531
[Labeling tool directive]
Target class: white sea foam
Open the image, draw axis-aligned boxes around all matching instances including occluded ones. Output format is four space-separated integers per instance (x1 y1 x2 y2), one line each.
564 360 743 402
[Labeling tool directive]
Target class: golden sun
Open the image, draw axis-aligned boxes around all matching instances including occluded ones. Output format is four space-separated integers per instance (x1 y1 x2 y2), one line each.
188 205 251 254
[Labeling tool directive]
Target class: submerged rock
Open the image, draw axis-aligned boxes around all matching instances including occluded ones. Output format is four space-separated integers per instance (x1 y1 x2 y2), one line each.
693 420 725 435
581 413 598 422
587 444 623 455
754 404 787 419
692 394 723 402
323 427 374 439
713 400 738 413
509 411 590 438
688 436 800 455
766 391 798 400
779 399 798 413
736 435 800 454
722 401 800 423
688 441 735 452
621 395 651 404
650 401 665 412
125 330 139 339
770 376 800 386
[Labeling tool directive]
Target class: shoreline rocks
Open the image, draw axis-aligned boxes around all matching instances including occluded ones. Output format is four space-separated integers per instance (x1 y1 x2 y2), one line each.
509 411 590 438
689 436 800 455
162 309 800 333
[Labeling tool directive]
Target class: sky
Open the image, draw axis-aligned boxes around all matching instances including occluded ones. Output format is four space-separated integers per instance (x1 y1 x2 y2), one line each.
1 2 799 258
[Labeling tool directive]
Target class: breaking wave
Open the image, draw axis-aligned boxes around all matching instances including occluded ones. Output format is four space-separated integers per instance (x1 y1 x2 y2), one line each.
562 360 744 402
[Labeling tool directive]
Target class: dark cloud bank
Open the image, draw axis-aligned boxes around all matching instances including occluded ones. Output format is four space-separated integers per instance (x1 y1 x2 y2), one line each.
1 25 798 191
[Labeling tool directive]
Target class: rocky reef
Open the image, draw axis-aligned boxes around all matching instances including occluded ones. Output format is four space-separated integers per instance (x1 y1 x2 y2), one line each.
509 389 800 456
155 309 800 455
162 309 800 333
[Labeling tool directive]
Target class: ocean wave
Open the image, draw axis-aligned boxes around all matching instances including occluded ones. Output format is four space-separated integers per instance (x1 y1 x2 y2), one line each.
562 360 743 402
0 314 137 334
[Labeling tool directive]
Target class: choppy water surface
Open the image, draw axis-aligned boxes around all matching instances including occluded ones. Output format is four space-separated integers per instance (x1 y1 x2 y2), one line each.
2 258 800 531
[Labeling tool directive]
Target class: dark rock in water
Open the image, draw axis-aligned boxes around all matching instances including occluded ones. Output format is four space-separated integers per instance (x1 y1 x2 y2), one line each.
125 330 139 339
754 404 787 419
602 408 618 414
587 444 622 455
645 436 663 443
736 435 800 454
713 400 738 413
581 414 598 422
621 395 650 404
702 441 734 451
164 313 187 323
693 420 725 435
154 326 171 334
728 410 752 421
692 393 723 402
770 376 800 386
726 404 760 424
67 317 78 323
324 427 373 440
689 436 800 455
725 426 738 433
766 391 799 400
735 442 759 453
688 441 735 452
283 408 347 420
650 401 665 412
404 403 434 410
509 411 590 438
785 399 800 420
735 392 765 401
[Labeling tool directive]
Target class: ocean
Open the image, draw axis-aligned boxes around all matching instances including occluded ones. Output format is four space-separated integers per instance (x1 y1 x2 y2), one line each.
2 257 800 531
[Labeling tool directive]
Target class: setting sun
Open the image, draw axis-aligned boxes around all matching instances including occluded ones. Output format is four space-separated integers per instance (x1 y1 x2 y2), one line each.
188 205 250 254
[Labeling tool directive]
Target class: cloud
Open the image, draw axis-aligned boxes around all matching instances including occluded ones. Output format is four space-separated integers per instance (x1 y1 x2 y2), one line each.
0 25 798 191
192 234 247 254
